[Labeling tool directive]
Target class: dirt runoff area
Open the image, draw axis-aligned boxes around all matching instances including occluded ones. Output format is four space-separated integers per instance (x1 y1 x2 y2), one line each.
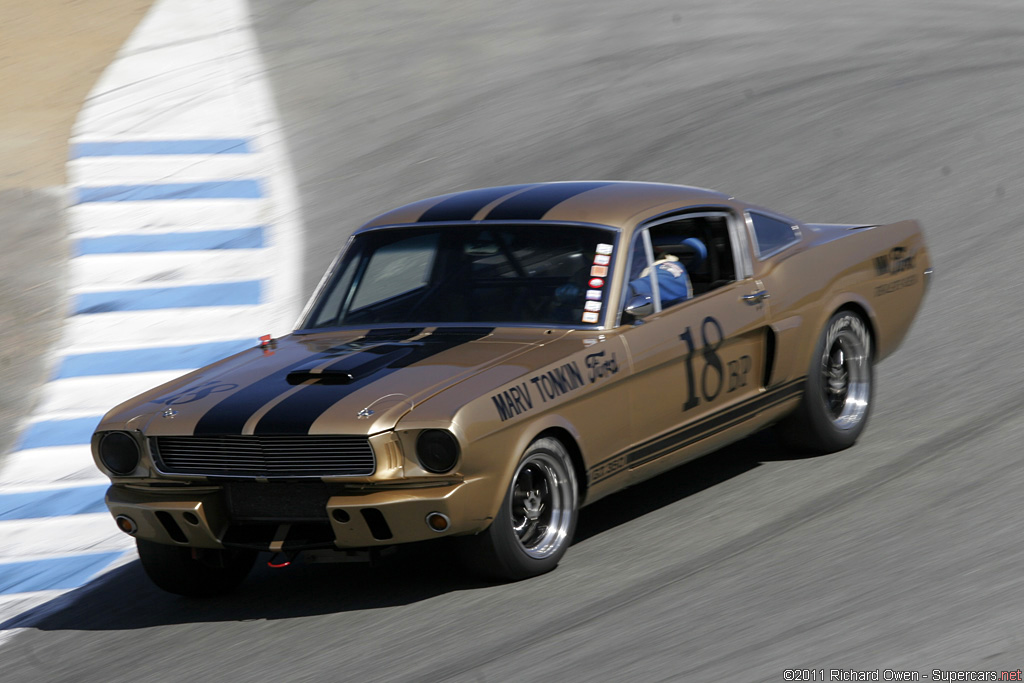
0 0 152 455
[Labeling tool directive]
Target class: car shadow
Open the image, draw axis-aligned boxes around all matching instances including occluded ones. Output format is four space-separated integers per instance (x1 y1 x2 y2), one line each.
5 430 824 633
574 427 826 542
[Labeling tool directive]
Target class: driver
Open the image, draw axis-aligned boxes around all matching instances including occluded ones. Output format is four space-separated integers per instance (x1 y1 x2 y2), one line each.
628 237 706 308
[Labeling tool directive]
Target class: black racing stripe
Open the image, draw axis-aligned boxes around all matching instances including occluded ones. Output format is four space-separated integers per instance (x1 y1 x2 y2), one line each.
252 327 494 435
360 327 424 341
626 380 805 468
417 186 533 222
483 182 612 221
193 329 423 436
587 379 805 486
315 343 415 377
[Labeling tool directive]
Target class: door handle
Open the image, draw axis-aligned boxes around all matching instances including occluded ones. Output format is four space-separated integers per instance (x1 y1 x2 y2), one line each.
742 290 769 305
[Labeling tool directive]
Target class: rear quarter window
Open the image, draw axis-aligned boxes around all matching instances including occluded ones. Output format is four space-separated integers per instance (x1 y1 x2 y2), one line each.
749 212 799 257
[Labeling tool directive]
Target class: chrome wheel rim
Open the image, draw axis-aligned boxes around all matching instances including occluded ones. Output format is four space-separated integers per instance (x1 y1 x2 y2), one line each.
508 452 575 559
821 325 869 430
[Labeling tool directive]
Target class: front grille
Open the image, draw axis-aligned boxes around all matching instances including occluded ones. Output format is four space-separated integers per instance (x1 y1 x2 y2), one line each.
152 435 375 478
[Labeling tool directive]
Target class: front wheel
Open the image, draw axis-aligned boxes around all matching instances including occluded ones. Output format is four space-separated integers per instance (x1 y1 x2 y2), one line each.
461 437 578 581
778 310 873 453
136 539 257 597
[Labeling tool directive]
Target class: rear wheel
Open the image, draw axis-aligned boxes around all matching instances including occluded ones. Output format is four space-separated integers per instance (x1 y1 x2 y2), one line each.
778 310 873 453
461 437 578 581
136 539 257 597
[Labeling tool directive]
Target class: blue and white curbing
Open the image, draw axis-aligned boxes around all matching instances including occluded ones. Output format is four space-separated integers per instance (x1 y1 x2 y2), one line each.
0 0 304 628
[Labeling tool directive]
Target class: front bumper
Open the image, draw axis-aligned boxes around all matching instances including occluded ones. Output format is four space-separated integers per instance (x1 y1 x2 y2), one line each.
105 479 493 552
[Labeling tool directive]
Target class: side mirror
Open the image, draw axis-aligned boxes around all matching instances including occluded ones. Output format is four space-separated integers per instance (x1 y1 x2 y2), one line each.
624 295 653 321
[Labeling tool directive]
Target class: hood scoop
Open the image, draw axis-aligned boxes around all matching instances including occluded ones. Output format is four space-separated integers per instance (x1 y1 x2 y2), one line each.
285 343 419 386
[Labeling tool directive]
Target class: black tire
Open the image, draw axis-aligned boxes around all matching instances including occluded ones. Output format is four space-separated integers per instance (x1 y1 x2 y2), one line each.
461 437 578 581
778 310 873 453
136 539 257 597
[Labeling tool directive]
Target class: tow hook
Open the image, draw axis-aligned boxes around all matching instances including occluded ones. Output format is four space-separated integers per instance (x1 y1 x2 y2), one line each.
267 551 297 568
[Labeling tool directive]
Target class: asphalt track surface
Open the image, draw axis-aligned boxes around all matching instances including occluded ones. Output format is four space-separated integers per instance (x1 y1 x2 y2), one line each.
4 0 1024 680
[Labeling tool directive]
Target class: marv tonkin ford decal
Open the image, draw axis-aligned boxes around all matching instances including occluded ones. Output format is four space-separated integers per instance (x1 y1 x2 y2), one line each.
585 350 618 382
492 352 620 422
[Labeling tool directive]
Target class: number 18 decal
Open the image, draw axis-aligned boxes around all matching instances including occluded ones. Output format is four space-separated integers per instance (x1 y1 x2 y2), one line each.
679 316 724 410
679 316 753 410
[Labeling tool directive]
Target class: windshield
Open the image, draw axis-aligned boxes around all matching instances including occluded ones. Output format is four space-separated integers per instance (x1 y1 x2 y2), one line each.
303 224 618 328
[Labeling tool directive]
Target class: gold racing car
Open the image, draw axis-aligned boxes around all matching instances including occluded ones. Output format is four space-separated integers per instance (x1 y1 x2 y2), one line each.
92 181 930 596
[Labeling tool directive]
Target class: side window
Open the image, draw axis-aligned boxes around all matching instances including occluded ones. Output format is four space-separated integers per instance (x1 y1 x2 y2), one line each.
350 233 438 309
624 229 657 307
749 212 798 257
647 214 737 299
627 231 652 283
621 212 739 320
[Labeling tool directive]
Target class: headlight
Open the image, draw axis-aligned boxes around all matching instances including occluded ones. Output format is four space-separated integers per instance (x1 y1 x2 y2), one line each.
98 431 141 475
416 429 460 474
